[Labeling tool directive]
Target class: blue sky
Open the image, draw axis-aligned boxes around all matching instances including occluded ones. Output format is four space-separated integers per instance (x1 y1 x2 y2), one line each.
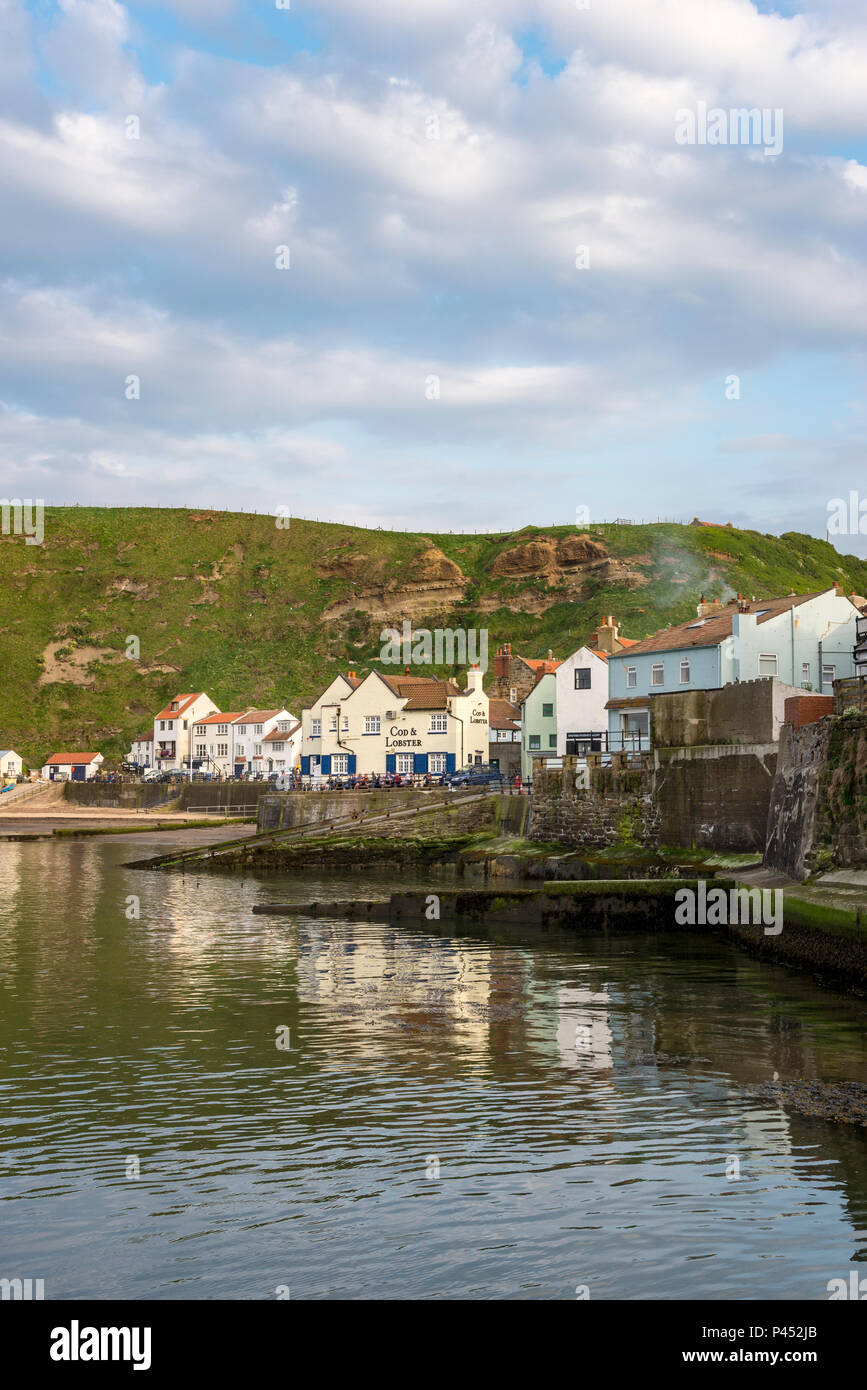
2 0 867 551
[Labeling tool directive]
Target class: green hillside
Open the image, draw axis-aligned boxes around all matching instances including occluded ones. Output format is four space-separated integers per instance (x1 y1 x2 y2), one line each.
2 508 866 766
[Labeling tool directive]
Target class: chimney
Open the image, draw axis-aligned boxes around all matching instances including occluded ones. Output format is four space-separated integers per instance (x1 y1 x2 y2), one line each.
593 617 621 654
547 648 554 662
465 665 483 696
493 643 511 681
405 665 411 675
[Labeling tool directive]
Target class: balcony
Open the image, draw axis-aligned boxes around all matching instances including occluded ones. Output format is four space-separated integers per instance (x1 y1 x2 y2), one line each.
565 730 650 755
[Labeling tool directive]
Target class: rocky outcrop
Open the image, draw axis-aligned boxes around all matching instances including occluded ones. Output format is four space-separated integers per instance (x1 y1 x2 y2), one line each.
490 533 608 577
320 542 467 622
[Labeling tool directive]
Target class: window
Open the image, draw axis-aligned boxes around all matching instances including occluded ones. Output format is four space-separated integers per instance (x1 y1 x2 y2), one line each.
429 753 446 774
255 744 262 756
802 662 810 684
822 664 836 686
167 721 174 730
195 725 206 735
195 744 207 757
529 734 541 750
159 721 165 731
542 702 554 717
183 720 188 730
680 658 690 684
651 663 664 687
574 668 591 690
217 743 228 757
332 754 348 775
170 701 179 711
430 713 447 733
216 724 228 736
626 667 637 689
758 653 778 677
329 718 337 732
236 724 246 734
509 688 517 704
278 721 291 732
364 715 380 735
271 742 284 752
396 753 414 774
312 719 321 738
341 716 349 732
254 724 263 735
236 744 245 756
549 734 557 748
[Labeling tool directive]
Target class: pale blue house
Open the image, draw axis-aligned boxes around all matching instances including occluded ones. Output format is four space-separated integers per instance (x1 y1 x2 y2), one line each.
606 588 860 749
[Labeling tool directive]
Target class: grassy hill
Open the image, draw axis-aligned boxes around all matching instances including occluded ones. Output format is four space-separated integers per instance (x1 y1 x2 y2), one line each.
3 508 866 766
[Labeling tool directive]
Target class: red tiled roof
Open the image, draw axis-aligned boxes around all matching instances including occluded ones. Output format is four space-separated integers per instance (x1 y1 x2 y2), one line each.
263 723 300 741
195 711 244 726
155 693 206 721
617 593 822 657
379 674 463 709
489 698 521 730
523 657 562 672
44 752 101 765
235 709 283 722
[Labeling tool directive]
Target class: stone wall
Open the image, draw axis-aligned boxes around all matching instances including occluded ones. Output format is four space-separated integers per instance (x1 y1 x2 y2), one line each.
529 744 777 854
650 678 800 748
528 763 659 849
653 743 778 852
765 713 867 878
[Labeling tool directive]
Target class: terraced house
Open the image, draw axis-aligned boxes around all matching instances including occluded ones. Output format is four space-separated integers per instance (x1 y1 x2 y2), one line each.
300 667 489 779
154 692 218 771
605 588 861 751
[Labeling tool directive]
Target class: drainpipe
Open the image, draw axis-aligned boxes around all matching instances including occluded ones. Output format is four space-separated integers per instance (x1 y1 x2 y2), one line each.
791 606 796 686
450 701 465 769
818 639 823 693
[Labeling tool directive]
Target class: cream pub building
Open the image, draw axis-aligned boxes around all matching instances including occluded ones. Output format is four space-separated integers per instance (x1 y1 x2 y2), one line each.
300 667 489 779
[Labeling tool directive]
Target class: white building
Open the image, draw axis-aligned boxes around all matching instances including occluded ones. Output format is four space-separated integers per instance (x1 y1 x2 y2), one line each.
191 710 249 777
555 645 611 755
154 692 218 770
126 734 154 769
42 752 104 781
230 708 296 778
301 668 489 779
0 749 23 780
261 719 302 775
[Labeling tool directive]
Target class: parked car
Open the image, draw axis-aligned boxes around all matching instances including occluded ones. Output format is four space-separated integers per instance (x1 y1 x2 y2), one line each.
445 768 504 788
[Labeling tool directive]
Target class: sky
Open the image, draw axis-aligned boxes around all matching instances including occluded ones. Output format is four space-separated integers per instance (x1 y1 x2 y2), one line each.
1 0 867 546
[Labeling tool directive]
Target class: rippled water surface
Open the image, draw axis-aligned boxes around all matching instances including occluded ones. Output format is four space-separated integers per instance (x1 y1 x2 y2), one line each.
1 831 867 1300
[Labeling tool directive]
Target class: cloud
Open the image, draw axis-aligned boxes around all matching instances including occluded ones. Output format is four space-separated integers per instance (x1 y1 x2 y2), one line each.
0 0 865 539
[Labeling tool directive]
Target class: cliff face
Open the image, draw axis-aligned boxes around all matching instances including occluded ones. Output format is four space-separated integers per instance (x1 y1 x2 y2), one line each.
764 715 867 879
4 509 867 764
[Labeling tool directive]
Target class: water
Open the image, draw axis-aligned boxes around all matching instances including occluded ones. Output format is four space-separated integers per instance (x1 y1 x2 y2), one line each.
1 831 866 1300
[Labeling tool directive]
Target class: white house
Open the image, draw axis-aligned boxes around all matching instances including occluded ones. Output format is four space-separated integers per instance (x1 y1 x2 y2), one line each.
42 752 104 781
126 734 154 768
230 708 297 777
0 749 23 779
154 692 219 770
555 645 611 755
301 668 489 779
190 710 248 777
261 720 303 775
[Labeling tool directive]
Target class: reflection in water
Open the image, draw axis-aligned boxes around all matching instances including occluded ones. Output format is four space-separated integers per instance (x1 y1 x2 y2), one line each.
0 833 866 1300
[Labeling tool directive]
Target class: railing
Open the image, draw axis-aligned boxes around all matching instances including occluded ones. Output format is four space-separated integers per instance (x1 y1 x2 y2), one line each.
565 731 650 755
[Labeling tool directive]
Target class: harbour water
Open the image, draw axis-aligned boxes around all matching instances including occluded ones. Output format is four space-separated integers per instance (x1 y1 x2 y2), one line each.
1 831 866 1300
